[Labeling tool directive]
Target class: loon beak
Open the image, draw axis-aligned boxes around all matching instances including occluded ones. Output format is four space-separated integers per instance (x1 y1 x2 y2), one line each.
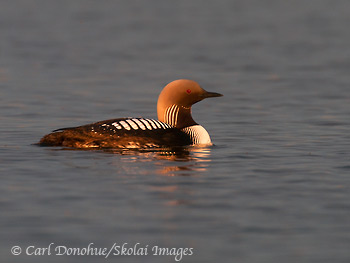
201 91 223 99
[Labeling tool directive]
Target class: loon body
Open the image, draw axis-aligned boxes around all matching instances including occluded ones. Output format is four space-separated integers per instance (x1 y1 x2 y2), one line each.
38 79 222 148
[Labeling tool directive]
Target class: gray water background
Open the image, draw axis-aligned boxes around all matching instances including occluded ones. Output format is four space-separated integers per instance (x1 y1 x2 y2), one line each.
1 0 350 262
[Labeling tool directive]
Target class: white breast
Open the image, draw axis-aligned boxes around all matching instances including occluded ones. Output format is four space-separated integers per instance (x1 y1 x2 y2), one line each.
181 125 212 145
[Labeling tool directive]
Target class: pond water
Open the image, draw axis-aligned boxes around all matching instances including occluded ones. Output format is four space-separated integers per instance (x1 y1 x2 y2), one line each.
1 0 350 262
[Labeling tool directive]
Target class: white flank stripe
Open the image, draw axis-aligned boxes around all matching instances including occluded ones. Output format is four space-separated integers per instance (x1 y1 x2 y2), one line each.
126 119 138 130
119 121 131 130
152 120 162 129
132 119 146 130
140 119 152 130
112 122 122 129
146 119 158 129
158 121 168 129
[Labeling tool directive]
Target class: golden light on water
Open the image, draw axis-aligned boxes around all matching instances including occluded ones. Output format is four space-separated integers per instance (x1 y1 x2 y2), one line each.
105 146 213 177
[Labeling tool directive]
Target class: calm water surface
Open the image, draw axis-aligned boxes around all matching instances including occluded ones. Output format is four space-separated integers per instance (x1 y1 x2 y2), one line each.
1 1 350 262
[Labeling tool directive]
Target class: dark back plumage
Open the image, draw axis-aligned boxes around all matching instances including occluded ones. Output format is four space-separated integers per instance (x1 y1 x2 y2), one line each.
39 118 192 148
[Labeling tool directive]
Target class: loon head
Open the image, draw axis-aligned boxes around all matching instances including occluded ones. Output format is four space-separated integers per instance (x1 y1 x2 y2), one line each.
157 79 223 129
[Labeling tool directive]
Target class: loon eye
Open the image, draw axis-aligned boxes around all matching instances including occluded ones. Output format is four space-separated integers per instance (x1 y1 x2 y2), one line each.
186 89 192 94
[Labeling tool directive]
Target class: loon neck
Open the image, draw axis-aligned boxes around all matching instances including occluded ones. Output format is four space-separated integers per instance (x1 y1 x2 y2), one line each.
158 104 197 129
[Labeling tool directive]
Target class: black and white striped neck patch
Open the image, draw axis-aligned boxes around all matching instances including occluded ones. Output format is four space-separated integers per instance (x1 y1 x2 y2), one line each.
181 125 212 145
164 104 180 127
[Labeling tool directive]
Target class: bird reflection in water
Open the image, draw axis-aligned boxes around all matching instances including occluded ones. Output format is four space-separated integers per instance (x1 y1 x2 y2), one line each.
105 146 212 176
51 145 212 176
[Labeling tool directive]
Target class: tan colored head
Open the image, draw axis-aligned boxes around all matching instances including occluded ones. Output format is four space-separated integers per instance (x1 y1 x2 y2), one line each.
157 79 223 129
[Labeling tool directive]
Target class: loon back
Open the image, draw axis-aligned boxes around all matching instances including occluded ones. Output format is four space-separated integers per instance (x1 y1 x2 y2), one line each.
39 118 193 148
